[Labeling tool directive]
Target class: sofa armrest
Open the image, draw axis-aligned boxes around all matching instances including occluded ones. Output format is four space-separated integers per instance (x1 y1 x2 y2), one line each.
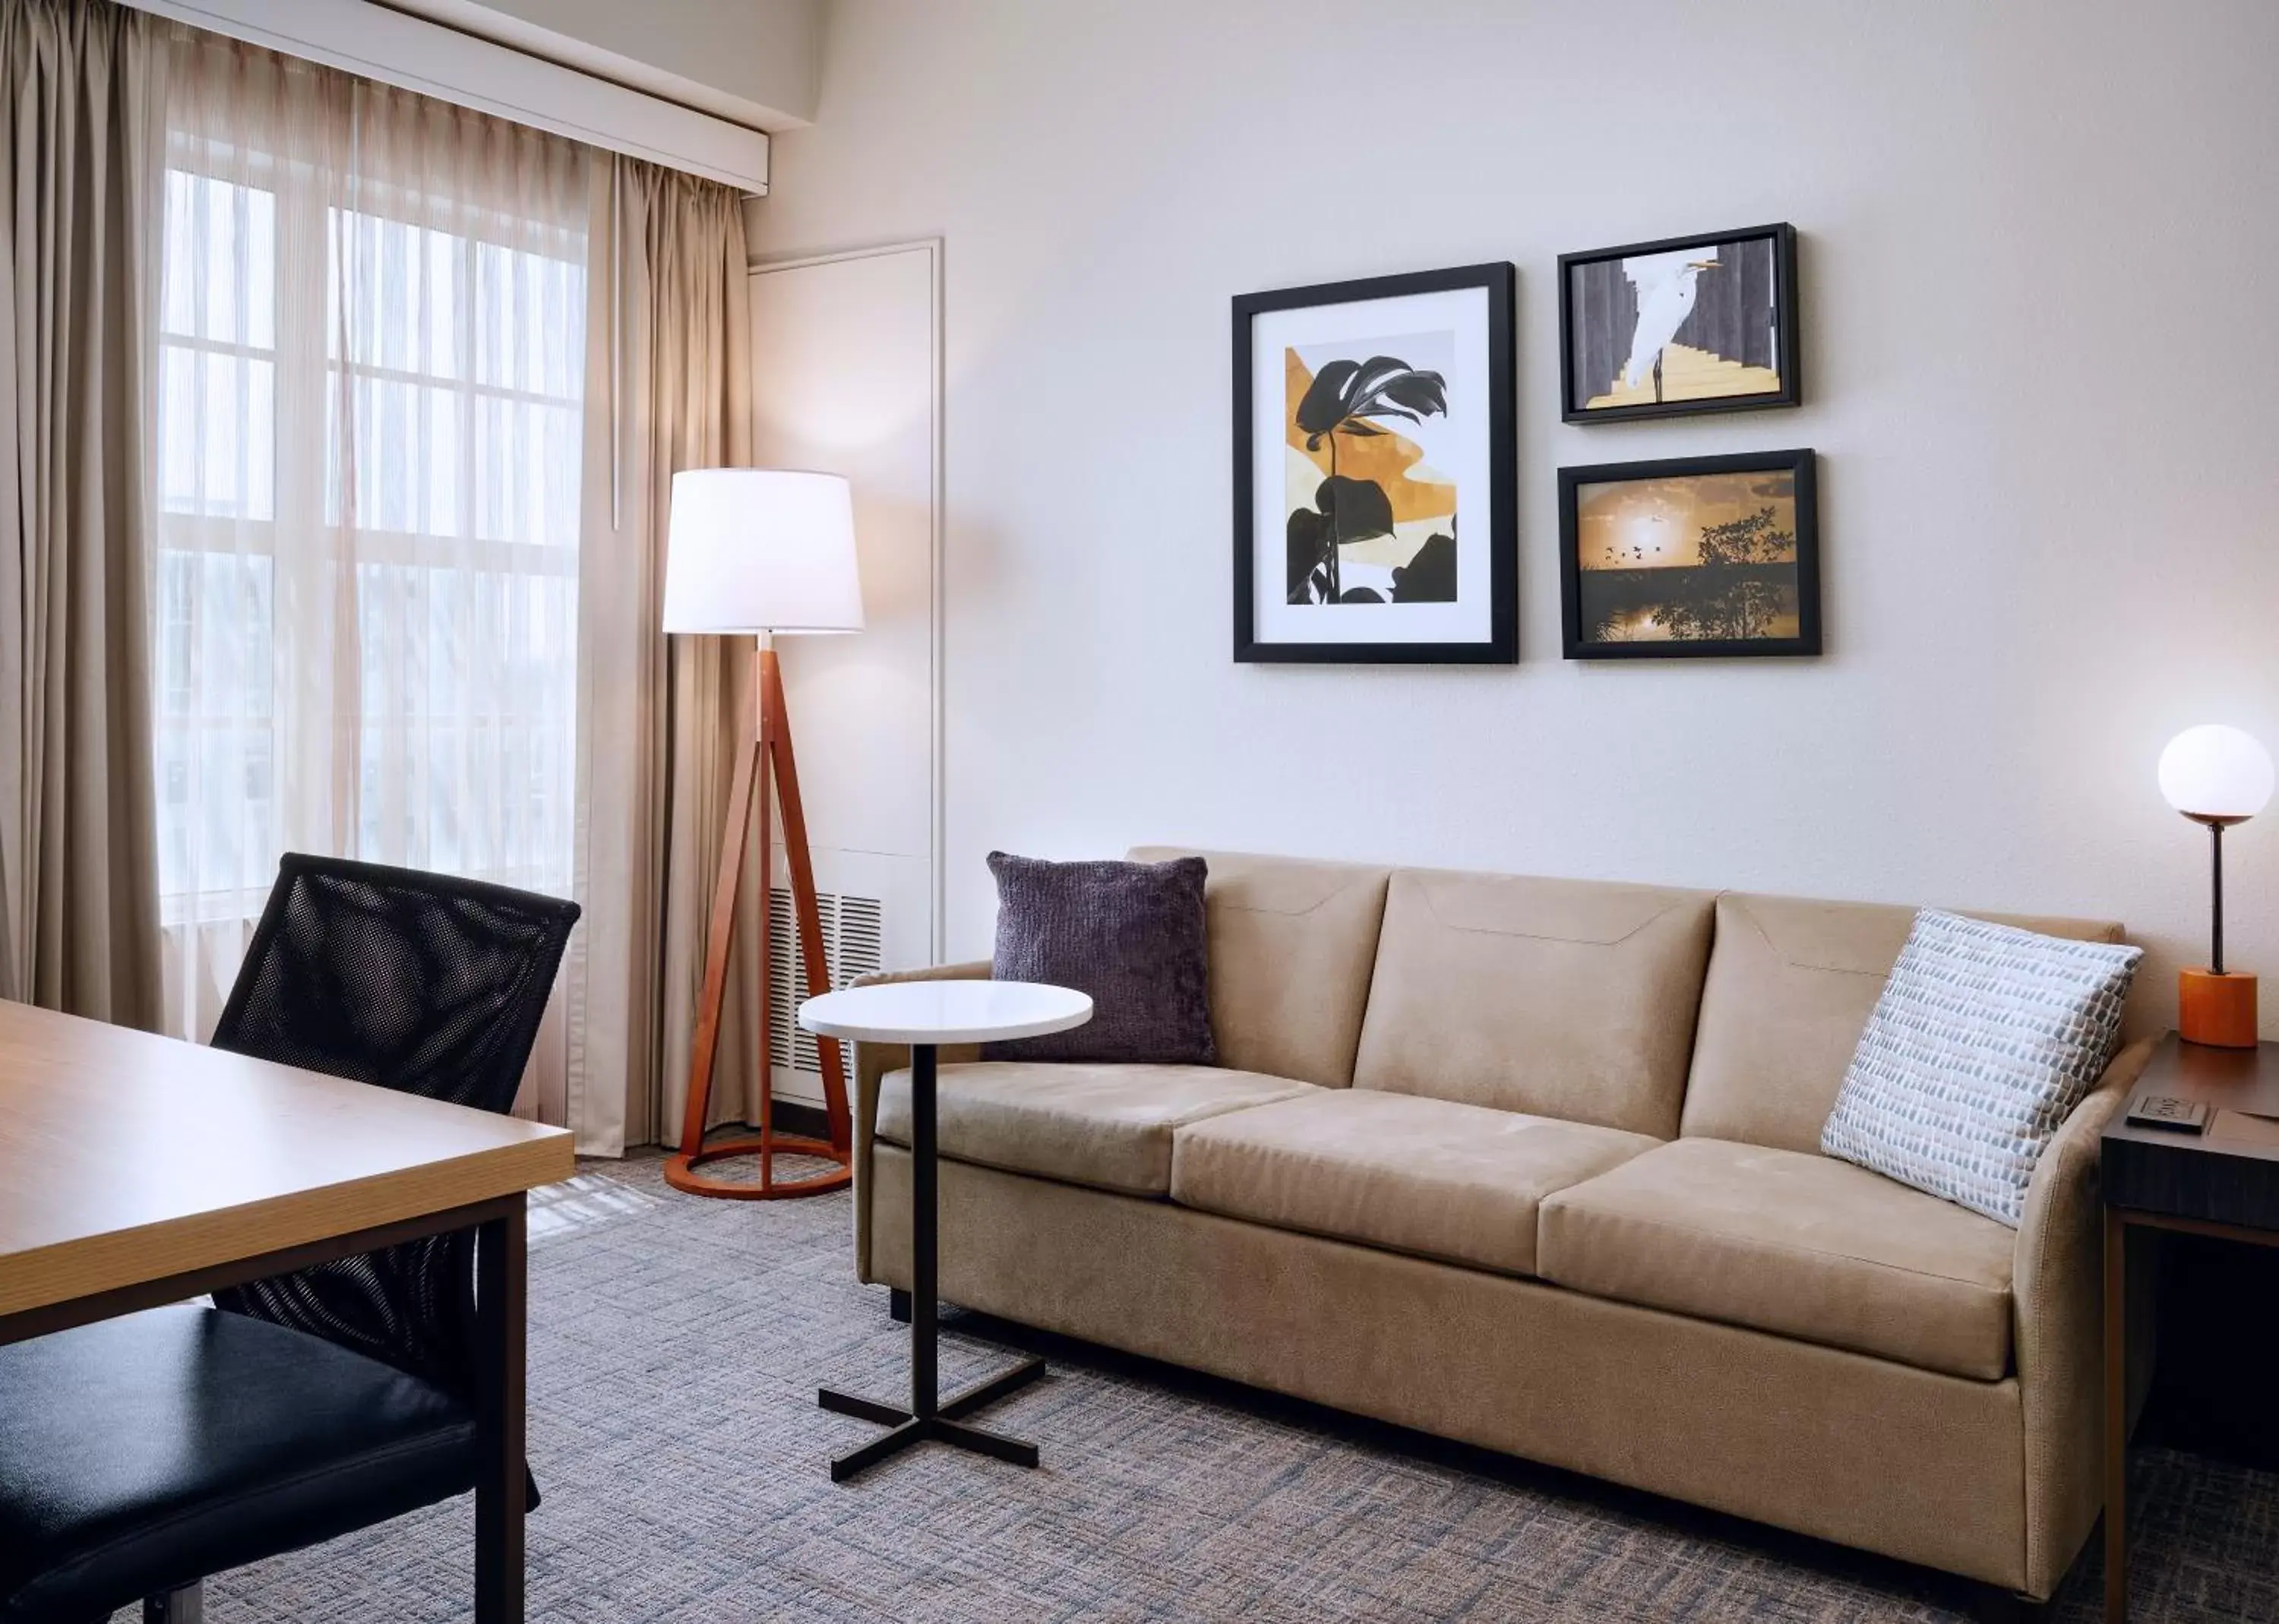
848 960 991 1281
2012 1036 2154 1599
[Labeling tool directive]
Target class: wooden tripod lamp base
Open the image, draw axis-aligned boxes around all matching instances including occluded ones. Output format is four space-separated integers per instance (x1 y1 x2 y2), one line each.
657 467 868 1202
663 642 853 1200
665 1135 847 1196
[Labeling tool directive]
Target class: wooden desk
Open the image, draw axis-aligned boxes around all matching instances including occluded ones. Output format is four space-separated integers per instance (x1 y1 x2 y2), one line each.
0 998 573 1622
2100 1034 2279 1623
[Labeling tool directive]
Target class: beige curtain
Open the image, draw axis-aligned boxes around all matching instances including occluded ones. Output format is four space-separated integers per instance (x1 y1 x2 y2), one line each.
0 0 165 1026
569 157 756 1155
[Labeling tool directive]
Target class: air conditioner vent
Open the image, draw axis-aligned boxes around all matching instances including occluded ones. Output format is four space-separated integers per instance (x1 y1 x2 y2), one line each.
767 887 885 1074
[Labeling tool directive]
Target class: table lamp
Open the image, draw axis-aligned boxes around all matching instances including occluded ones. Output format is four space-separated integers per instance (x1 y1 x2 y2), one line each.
2158 723 2274 1049
661 469 865 1198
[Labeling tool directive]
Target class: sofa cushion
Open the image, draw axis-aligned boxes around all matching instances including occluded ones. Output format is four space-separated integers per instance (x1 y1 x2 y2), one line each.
1537 1137 2018 1379
1821 910 2142 1227
877 1061 1316 1196
1129 848 1390 1088
1171 1090 1659 1277
1681 893 2128 1154
1348 868 1716 1136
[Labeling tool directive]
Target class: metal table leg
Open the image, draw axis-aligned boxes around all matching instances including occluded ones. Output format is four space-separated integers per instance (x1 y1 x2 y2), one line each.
818 1041 1045 1480
476 1199 528 1623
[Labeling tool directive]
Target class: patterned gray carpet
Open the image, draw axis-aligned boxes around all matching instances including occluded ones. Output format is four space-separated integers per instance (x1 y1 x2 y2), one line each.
171 1152 2274 1622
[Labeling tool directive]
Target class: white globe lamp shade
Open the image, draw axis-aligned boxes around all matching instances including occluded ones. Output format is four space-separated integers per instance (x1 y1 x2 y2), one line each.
2158 725 2275 823
662 469 865 635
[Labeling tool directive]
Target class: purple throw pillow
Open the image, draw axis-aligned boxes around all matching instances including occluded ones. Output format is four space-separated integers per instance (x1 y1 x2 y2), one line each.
981 852 1216 1066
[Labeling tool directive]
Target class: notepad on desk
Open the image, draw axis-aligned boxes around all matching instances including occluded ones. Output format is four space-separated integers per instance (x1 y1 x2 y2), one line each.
2210 1109 2279 1148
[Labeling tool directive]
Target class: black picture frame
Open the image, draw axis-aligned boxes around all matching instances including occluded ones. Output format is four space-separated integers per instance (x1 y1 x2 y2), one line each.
1557 449 1821 660
1558 223 1800 425
1232 262 1517 664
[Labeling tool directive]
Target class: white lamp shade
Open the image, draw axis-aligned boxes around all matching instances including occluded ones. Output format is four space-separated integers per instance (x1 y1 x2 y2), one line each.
662 469 865 635
2158 724 2275 821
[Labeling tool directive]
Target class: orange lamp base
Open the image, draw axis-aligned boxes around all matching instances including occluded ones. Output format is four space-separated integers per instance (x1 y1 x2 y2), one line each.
2179 967 2258 1048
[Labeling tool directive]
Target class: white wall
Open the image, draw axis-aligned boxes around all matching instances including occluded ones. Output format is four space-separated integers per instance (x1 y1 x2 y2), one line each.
748 0 2279 1035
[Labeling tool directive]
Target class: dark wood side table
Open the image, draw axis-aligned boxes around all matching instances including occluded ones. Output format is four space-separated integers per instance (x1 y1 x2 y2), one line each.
2100 1033 2279 1622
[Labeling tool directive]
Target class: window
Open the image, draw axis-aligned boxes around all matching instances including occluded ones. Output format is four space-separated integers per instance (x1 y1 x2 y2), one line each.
153 57 589 1037
156 169 279 908
325 204 585 887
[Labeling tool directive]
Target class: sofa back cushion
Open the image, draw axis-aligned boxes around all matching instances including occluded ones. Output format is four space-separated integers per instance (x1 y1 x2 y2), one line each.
1127 847 1390 1088
1349 868 1716 1137
1681 892 2128 1153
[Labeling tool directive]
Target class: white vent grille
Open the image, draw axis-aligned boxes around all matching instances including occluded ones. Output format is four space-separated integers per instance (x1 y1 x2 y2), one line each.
767 886 885 1073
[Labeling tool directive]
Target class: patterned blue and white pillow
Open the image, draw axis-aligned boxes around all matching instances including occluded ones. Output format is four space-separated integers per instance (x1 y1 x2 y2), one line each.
1821 909 2142 1227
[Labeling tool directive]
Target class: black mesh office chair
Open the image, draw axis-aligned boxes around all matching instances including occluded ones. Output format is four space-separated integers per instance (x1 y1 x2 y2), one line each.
0 855 579 1623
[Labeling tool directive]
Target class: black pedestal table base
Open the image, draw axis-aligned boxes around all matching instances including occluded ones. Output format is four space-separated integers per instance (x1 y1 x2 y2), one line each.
817 1041 1045 1480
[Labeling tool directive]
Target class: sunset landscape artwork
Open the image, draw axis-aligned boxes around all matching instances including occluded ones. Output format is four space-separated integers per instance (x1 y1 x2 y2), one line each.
1559 450 1819 659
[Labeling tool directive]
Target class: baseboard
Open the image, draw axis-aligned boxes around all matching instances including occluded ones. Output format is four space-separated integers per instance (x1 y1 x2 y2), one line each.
769 1098 831 1142
694 1100 833 1144
653 1101 839 1159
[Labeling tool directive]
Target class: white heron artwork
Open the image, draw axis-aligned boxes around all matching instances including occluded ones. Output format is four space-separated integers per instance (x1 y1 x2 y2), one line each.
1565 225 1794 419
1620 248 1721 395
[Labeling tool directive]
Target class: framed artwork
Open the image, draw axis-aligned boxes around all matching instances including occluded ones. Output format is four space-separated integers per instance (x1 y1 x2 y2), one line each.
1559 223 1799 424
1558 449 1820 659
1232 262 1516 663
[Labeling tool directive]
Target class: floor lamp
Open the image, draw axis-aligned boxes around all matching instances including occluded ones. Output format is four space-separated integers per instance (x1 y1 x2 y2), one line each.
660 469 865 1199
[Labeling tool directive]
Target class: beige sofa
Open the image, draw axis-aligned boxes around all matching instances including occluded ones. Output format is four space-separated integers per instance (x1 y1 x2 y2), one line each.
847 849 2152 1605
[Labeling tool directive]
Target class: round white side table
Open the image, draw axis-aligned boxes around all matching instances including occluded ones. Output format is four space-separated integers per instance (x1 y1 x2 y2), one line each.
799 978 1091 1482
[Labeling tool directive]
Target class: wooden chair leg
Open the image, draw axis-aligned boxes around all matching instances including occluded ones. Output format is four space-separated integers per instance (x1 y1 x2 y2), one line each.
144 1582 204 1622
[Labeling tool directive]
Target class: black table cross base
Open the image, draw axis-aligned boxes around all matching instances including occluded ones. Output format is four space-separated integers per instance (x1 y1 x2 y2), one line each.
818 1041 1046 1481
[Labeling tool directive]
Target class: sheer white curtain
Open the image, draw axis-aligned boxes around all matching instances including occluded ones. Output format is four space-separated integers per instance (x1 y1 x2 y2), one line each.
152 28 590 1080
